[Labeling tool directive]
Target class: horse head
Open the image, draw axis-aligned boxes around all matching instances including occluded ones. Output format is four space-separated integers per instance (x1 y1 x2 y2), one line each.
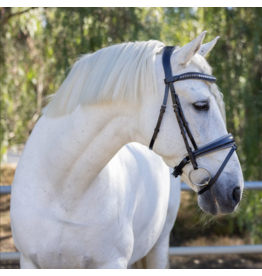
139 32 244 215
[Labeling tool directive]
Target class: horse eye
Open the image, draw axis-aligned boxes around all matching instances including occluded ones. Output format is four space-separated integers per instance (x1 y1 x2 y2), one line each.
193 101 209 111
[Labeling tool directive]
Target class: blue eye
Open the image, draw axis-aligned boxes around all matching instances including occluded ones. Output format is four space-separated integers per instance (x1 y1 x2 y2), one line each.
193 101 209 111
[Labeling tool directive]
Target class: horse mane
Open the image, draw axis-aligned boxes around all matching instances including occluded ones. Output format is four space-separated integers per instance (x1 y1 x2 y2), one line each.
43 40 226 124
43 40 165 117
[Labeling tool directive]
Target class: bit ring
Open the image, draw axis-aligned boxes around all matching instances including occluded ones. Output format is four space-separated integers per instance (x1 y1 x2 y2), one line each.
189 167 212 187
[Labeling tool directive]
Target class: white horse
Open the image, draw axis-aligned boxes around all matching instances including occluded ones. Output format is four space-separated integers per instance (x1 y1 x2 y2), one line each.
10 31 244 269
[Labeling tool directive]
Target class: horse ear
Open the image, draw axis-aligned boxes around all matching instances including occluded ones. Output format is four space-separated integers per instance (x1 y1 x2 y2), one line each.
176 31 207 65
199 36 220 57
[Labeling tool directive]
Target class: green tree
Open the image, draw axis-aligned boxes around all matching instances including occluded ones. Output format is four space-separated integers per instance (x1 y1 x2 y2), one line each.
0 7 164 159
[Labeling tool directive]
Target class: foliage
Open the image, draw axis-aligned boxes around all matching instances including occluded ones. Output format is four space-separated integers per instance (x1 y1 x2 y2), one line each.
0 7 261 242
237 190 262 243
0 7 164 158
174 189 262 245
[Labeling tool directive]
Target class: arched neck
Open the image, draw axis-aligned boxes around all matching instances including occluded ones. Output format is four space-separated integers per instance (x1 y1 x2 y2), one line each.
42 103 141 191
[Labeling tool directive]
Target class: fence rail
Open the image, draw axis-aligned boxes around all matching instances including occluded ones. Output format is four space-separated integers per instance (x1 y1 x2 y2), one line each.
0 186 11 195
169 244 262 255
0 252 20 261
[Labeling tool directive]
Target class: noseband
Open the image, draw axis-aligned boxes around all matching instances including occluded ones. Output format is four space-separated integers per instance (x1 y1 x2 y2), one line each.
149 46 237 195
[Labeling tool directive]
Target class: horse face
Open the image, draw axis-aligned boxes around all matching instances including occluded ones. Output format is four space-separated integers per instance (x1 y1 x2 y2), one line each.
169 71 243 216
139 32 244 215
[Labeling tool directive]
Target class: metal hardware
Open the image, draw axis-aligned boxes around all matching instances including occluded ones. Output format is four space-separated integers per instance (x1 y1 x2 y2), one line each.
189 167 212 187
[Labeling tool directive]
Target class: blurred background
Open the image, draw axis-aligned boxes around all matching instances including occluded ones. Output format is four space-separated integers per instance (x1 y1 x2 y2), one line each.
0 7 262 268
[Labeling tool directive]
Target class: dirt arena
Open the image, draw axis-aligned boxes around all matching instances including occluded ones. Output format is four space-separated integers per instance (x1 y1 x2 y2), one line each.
1 164 262 269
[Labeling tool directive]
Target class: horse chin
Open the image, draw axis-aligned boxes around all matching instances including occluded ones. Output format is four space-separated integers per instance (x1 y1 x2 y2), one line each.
198 193 219 216
198 188 240 216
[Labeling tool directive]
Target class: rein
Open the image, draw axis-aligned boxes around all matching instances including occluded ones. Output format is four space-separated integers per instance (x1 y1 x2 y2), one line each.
149 46 237 195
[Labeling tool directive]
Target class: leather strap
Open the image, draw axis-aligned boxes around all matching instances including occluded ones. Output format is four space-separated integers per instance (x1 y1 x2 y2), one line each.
163 46 198 169
197 145 237 195
149 46 179 150
171 87 198 151
149 85 169 149
165 72 216 84
169 87 198 170
162 46 177 77
172 156 190 177
172 134 235 177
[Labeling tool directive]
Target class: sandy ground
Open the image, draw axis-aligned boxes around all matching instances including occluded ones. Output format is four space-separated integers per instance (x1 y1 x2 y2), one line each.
1 164 262 269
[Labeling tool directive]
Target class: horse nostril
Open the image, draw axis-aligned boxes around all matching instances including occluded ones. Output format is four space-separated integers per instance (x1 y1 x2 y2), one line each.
232 187 241 204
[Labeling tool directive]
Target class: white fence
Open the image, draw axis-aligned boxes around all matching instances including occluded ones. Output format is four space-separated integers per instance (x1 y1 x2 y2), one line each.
1 181 262 262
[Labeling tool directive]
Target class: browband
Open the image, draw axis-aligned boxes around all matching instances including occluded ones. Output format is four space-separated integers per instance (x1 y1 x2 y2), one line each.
165 72 216 84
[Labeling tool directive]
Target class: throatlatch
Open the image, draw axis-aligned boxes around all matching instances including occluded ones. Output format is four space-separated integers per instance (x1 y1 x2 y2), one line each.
149 46 237 195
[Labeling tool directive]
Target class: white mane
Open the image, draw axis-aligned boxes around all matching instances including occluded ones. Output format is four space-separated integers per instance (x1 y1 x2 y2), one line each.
43 40 165 117
43 40 226 123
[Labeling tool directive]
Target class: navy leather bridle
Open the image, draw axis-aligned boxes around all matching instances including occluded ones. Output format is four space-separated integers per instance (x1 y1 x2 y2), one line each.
149 46 237 195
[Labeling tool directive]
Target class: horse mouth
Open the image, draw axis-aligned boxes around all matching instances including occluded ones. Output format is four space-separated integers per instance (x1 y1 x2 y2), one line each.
197 182 222 216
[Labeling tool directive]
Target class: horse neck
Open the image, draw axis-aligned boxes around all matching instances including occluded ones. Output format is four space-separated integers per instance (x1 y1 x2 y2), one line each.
43 103 139 193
